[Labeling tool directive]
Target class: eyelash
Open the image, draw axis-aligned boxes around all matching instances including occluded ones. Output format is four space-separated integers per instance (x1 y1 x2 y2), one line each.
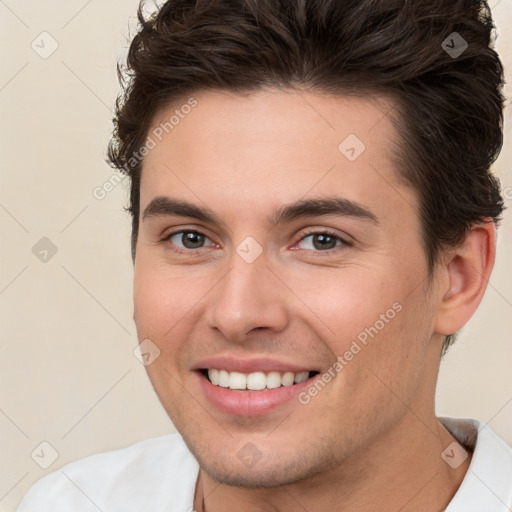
159 229 351 256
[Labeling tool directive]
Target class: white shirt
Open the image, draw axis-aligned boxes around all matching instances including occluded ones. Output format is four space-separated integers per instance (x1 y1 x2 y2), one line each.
16 417 512 511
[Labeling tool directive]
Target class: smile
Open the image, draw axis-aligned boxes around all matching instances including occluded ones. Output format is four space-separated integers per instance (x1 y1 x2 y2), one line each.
204 369 319 391
195 365 323 417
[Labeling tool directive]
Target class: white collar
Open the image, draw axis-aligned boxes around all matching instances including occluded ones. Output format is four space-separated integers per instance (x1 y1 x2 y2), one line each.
440 416 512 511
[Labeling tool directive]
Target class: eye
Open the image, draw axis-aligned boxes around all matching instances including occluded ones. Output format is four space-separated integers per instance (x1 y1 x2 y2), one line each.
162 230 216 252
295 230 349 253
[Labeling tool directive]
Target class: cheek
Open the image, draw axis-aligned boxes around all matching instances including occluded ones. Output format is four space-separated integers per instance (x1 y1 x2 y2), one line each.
339 287 433 410
286 267 399 349
293 269 427 391
132 264 203 409
133 260 205 337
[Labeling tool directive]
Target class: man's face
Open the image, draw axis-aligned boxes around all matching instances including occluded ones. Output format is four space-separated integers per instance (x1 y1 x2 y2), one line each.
133 88 441 487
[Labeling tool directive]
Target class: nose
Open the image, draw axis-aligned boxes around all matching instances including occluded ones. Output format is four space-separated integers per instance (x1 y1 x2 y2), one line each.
204 249 289 344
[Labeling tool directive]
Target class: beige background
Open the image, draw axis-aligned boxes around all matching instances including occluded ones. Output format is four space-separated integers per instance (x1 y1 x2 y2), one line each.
0 1 511 510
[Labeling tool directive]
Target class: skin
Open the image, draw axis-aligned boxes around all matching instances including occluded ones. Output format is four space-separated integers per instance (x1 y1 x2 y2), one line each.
132 88 495 511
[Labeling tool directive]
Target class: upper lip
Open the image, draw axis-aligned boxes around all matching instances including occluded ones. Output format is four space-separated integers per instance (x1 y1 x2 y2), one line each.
192 356 319 374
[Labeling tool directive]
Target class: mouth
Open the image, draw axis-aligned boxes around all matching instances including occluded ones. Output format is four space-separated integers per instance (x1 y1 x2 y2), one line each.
193 357 325 416
200 369 321 391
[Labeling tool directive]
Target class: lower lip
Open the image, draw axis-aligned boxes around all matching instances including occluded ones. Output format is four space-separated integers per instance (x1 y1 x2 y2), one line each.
196 372 317 417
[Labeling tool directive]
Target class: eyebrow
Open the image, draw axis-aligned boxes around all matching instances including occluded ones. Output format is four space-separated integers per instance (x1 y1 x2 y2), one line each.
142 195 379 226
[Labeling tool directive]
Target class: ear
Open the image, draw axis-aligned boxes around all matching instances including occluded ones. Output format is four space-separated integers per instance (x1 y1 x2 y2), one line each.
433 220 497 336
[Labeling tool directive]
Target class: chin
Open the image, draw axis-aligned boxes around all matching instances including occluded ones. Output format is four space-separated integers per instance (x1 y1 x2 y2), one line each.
190 442 339 489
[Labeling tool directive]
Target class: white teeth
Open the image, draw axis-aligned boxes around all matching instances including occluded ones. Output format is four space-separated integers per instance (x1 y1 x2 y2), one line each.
206 369 312 390
266 371 282 389
208 369 219 385
294 371 309 384
281 371 295 387
229 372 247 390
218 370 230 388
247 372 266 391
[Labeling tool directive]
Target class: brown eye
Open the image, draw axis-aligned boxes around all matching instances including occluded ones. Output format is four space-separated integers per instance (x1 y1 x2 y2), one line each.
180 231 206 249
163 230 215 251
297 231 346 252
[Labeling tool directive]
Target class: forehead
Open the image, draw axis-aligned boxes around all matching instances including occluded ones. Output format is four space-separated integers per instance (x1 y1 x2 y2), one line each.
139 88 416 226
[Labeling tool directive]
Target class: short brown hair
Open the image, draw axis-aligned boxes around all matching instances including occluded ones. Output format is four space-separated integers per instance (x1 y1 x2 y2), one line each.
107 0 506 355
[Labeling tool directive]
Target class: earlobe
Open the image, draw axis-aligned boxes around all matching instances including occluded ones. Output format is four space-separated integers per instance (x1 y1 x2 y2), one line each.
434 220 496 336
